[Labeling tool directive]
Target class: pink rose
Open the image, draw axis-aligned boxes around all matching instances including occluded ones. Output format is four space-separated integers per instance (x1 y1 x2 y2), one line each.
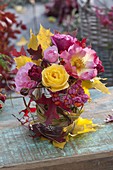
51 33 76 52
60 45 104 80
44 45 59 63
15 62 37 93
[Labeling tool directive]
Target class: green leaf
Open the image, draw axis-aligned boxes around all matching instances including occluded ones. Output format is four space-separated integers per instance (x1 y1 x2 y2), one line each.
0 54 11 71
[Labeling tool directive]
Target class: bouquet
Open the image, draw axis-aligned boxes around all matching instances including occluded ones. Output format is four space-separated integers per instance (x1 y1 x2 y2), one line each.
13 25 109 148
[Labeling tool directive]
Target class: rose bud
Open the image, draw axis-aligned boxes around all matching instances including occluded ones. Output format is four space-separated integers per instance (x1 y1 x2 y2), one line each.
0 93 6 103
20 88 29 96
28 65 42 82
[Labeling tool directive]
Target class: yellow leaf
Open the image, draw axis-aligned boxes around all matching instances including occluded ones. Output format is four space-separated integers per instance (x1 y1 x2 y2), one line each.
14 5 25 13
64 117 98 138
33 59 42 66
16 36 28 46
91 77 110 94
82 80 92 89
72 117 97 135
37 25 53 51
48 16 56 23
53 141 66 149
14 56 32 69
63 120 77 133
83 86 90 97
82 78 110 95
28 29 38 50
82 80 92 97
40 137 49 141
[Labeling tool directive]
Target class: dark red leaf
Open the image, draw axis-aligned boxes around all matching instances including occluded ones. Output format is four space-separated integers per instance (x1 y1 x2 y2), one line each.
21 24 27 30
37 95 59 125
27 45 43 60
0 103 3 109
14 30 21 34
32 123 66 142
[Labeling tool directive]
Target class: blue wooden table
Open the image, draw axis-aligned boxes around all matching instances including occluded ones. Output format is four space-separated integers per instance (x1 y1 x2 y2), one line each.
0 88 113 170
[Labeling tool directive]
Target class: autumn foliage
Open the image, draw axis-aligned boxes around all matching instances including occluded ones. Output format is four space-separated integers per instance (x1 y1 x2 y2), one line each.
0 2 26 56
0 2 27 92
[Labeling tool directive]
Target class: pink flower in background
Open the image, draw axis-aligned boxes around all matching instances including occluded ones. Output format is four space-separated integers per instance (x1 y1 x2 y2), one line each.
60 45 103 80
15 62 37 92
51 33 76 52
44 45 59 63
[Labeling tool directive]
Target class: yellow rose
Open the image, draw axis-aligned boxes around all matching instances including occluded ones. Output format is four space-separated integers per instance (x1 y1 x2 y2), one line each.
42 64 69 92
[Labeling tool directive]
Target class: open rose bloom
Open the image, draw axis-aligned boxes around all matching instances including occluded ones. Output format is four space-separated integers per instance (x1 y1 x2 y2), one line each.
13 25 109 149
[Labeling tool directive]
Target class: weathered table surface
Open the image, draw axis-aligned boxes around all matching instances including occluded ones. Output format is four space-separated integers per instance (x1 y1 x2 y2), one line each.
0 87 113 170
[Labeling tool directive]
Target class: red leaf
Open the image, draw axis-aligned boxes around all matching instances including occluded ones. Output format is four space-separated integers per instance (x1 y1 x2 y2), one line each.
76 38 87 48
45 102 59 125
37 95 59 125
11 46 26 57
20 107 36 117
0 3 7 11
